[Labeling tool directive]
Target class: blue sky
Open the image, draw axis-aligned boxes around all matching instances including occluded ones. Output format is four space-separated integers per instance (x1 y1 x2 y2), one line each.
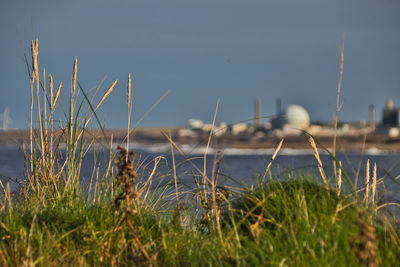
1 0 399 129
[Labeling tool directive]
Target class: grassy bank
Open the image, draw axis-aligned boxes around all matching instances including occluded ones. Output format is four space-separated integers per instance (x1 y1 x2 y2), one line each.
1 177 399 266
1 39 400 266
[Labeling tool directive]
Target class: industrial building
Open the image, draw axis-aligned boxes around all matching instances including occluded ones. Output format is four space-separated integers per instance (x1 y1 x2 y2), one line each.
181 97 400 139
382 99 400 127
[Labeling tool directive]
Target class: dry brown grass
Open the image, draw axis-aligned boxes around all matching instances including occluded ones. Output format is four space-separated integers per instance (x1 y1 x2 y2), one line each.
309 136 329 189
364 160 371 203
29 39 39 172
22 37 119 203
126 72 132 155
352 210 379 267
114 146 150 261
72 56 77 96
95 79 118 111
371 163 377 204
262 138 284 180
332 40 344 178
337 160 342 195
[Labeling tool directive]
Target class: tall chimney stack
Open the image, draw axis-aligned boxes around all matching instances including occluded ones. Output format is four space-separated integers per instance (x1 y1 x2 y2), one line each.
369 104 375 129
276 98 282 116
255 97 261 125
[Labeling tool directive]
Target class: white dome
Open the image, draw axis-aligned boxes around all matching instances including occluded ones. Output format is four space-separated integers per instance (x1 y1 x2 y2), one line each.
285 105 310 129
188 119 204 129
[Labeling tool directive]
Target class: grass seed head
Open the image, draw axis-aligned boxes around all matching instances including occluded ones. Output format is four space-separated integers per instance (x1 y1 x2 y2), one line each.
54 82 62 106
72 57 77 95
30 39 39 83
127 72 131 107
96 79 117 110
49 74 53 107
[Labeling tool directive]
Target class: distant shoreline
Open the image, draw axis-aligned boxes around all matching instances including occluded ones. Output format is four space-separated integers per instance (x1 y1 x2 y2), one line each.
1 128 400 152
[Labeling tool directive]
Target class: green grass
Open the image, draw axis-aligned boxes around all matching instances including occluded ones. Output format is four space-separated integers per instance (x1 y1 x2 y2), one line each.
1 37 400 266
1 177 399 266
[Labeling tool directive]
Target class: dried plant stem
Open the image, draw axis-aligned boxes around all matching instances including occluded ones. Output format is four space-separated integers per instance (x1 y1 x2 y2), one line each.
69 57 77 147
169 131 179 202
355 132 367 189
141 156 163 202
125 194 150 261
49 82 62 122
262 138 284 180
29 72 34 173
43 69 47 150
337 161 342 196
29 39 39 173
309 137 329 189
203 100 219 205
126 73 132 159
200 100 224 245
332 40 344 178
213 151 223 187
211 152 224 245
364 160 370 203
371 163 377 204
376 202 400 211
36 65 45 168
48 74 53 166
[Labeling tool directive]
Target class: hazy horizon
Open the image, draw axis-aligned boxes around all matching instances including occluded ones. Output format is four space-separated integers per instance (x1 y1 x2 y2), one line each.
1 0 399 129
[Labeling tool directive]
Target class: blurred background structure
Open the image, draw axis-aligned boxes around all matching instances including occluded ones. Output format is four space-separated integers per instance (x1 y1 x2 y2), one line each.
0 0 399 129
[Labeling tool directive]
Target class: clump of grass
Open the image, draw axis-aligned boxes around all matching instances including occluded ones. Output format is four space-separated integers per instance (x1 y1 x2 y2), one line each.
21 38 119 206
223 178 359 265
0 197 159 265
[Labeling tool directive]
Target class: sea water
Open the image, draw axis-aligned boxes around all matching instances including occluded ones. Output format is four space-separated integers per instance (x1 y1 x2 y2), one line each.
1 144 399 201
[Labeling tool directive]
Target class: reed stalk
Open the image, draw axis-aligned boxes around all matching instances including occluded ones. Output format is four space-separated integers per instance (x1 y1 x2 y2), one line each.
43 69 47 155
36 69 45 169
29 39 39 173
126 73 132 159
332 40 344 179
48 74 54 173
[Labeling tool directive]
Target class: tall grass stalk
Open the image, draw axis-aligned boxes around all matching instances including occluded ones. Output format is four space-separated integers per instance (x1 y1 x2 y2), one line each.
169 131 180 203
332 40 344 178
126 73 132 157
261 138 284 181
